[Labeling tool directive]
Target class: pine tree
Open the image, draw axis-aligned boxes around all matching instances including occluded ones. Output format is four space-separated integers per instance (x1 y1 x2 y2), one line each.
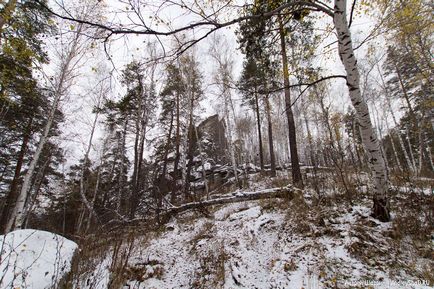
0 1 56 232
152 62 187 204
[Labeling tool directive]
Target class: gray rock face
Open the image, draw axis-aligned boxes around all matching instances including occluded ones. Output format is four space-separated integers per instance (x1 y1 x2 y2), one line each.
197 114 228 164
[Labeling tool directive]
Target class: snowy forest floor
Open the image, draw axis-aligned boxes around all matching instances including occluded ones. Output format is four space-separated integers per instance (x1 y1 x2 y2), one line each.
69 175 433 289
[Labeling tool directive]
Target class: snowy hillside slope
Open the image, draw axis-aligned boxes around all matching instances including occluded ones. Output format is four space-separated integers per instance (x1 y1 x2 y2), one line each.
73 186 433 289
0 229 77 289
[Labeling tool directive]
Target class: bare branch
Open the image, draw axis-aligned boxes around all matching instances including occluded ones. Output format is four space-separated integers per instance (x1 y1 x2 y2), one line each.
35 0 334 41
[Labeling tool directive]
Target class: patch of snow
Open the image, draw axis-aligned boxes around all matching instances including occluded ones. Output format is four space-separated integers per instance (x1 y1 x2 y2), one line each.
228 206 261 221
0 229 77 289
74 186 433 289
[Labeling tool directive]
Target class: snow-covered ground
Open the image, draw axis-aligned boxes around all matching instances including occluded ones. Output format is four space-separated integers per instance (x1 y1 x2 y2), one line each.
75 190 433 289
0 229 77 289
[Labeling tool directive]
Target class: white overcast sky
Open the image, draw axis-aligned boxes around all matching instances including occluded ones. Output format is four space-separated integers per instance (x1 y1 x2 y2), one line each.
45 0 391 167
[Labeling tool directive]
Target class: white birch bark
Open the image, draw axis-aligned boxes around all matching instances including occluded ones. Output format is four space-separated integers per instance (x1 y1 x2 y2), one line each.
77 94 102 232
417 129 423 174
376 63 414 173
7 77 64 232
406 126 418 175
224 93 240 188
181 60 195 193
6 23 86 232
384 118 403 172
333 0 389 215
85 139 107 231
180 123 190 191
386 101 413 172
426 145 434 172
208 36 240 188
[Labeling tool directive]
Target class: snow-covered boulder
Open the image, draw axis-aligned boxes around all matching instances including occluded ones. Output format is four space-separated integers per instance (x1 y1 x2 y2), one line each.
0 229 78 289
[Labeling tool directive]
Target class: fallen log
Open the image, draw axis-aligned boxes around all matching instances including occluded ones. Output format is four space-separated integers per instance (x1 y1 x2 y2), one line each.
165 185 299 217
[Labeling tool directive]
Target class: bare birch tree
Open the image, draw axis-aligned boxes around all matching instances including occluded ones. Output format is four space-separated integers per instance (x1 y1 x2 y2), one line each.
209 34 241 188
5 1 100 232
333 0 389 220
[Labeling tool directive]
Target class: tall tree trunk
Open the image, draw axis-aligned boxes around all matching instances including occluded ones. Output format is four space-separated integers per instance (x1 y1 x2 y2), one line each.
184 123 195 198
223 87 241 188
6 89 61 232
304 114 320 196
4 22 85 232
23 158 49 229
376 63 413 173
417 129 423 173
384 121 403 172
117 118 128 214
130 115 141 215
264 95 276 177
352 120 364 169
426 145 434 172
394 61 428 173
130 85 148 219
162 109 174 180
386 100 414 172
86 148 105 232
278 17 303 188
254 89 264 172
0 119 32 233
183 85 196 199
372 103 389 177
406 126 418 174
173 91 181 180
334 0 389 221
77 106 100 233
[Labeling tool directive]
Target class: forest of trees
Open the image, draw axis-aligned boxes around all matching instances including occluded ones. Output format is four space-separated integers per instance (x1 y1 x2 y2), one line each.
0 0 432 239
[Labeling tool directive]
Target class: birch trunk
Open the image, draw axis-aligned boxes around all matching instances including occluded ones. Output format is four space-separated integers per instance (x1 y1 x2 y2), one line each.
264 95 276 177
6 89 62 232
173 91 181 180
180 121 190 197
387 103 413 172
304 113 321 196
182 78 196 198
406 126 418 175
22 158 50 229
384 120 403 172
223 89 241 188
426 145 434 172
334 0 389 221
77 101 101 233
117 118 128 214
376 63 413 173
254 89 265 172
162 110 174 180
86 141 107 232
395 61 425 174
5 22 86 232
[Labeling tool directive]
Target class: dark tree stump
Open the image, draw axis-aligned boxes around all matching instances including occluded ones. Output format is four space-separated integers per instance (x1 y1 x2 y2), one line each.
371 196 390 222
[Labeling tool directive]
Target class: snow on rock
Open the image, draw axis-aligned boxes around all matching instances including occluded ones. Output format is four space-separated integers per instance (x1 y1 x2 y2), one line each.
0 229 77 289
